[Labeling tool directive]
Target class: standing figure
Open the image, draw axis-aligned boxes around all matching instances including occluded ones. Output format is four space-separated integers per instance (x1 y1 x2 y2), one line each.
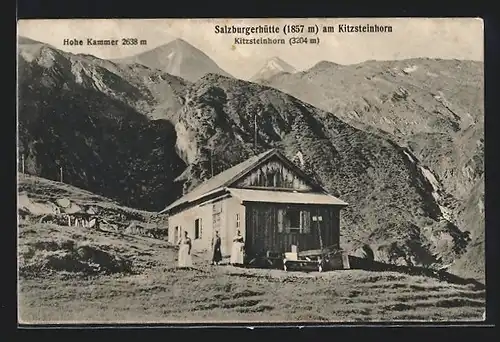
177 231 193 268
211 231 223 265
230 230 245 266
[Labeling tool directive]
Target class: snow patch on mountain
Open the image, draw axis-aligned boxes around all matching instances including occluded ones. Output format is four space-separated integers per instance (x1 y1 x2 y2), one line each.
419 165 454 221
420 166 440 195
250 57 297 82
36 47 57 68
403 65 418 74
403 150 417 164
401 148 455 222
267 59 288 71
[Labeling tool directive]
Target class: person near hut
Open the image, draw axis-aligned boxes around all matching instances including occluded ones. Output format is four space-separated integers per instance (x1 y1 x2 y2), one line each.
211 231 223 265
177 231 193 268
230 230 245 266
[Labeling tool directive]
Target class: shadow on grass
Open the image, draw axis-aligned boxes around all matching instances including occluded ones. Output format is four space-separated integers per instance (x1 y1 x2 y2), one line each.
348 256 485 290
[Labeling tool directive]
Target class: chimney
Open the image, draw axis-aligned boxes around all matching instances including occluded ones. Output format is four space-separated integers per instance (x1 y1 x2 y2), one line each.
295 151 305 168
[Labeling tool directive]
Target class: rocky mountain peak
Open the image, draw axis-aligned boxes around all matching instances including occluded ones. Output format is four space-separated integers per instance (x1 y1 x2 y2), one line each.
115 38 233 82
250 56 297 82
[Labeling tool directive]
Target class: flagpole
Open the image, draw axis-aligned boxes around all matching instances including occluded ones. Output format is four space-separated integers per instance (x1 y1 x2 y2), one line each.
210 149 214 177
254 113 257 154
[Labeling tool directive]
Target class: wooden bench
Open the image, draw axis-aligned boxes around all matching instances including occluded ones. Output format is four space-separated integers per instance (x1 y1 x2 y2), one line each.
283 245 342 272
247 251 283 268
283 258 321 272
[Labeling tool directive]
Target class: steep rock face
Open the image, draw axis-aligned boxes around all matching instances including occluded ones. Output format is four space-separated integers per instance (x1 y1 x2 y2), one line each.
116 38 232 83
404 121 484 280
408 123 484 200
85 56 190 120
171 74 469 267
18 38 186 209
448 176 485 282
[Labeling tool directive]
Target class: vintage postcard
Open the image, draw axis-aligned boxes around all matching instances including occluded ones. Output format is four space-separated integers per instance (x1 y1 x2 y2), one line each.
17 18 485 324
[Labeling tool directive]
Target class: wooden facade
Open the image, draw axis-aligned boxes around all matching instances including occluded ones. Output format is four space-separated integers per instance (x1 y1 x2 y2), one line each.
234 159 313 191
243 203 341 258
161 149 348 262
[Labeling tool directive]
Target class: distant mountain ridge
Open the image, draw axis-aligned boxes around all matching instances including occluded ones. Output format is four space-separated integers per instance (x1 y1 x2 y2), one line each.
115 38 233 83
18 36 46 45
262 58 483 140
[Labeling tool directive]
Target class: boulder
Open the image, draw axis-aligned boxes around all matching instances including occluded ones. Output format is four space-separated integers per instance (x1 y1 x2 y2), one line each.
56 197 71 208
63 203 82 214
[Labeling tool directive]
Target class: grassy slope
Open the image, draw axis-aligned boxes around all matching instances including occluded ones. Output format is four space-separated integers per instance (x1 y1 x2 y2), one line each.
17 174 155 227
19 243 485 323
18 177 484 323
20 270 486 323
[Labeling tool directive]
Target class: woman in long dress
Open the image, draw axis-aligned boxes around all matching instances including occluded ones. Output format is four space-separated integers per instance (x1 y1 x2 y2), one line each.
211 231 223 265
177 231 193 268
230 230 245 266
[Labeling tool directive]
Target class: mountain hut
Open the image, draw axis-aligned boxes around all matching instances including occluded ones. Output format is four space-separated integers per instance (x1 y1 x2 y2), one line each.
158 148 348 264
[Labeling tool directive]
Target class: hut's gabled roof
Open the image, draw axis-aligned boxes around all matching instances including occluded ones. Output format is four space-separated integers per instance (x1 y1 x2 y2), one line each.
159 148 345 215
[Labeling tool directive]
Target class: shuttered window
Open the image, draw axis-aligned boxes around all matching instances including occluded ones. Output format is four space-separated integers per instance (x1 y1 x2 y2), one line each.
174 226 182 242
213 213 221 230
279 208 311 234
195 218 202 239
174 226 179 241
277 208 284 233
301 210 311 233
213 202 222 232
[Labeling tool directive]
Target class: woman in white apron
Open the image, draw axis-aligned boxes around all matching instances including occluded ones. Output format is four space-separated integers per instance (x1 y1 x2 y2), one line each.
177 231 193 268
230 230 244 266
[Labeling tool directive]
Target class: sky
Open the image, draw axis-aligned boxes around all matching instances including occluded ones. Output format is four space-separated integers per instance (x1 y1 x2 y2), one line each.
18 18 484 80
